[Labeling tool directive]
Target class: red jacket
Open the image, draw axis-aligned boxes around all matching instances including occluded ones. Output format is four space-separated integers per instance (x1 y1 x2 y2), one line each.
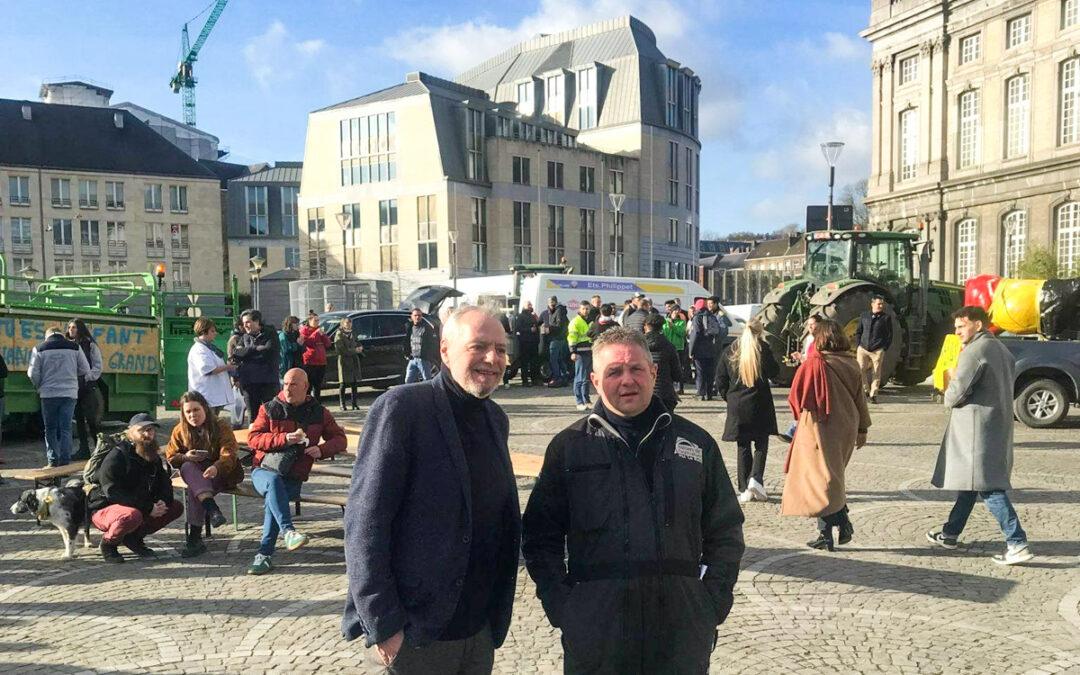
248 392 348 481
299 324 332 366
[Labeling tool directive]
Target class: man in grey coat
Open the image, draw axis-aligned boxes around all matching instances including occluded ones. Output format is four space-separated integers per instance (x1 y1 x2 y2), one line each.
926 306 1033 566
27 327 90 468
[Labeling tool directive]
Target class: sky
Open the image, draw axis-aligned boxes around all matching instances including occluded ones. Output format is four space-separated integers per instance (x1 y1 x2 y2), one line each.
0 0 873 238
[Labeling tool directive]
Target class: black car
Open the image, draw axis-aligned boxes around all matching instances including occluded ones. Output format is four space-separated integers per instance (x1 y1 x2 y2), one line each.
319 310 412 390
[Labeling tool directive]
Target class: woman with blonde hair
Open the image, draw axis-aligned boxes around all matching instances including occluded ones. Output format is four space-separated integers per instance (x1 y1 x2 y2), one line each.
716 320 779 503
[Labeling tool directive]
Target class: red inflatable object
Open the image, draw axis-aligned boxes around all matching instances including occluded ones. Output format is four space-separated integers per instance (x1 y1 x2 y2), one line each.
964 274 1000 311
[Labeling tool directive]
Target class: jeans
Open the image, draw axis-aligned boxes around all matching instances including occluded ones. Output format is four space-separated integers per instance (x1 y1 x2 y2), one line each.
405 358 436 383
693 358 716 398
943 490 1028 546
251 468 303 556
572 353 592 405
41 397 77 466
736 435 769 492
549 339 570 382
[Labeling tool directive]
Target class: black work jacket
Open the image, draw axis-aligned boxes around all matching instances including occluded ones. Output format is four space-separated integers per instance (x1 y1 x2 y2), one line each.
644 331 683 407
87 440 174 515
522 406 745 674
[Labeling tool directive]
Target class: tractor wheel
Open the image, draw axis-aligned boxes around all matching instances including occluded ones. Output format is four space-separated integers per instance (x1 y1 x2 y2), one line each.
757 302 796 386
818 289 904 386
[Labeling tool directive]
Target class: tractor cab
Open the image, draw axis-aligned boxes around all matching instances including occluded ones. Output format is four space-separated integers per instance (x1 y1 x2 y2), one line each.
805 230 916 300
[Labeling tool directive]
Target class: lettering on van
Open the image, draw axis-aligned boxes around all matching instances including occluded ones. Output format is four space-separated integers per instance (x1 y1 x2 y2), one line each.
0 318 160 374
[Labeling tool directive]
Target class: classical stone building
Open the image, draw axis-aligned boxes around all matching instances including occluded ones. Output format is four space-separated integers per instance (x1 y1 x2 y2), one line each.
299 16 701 298
862 0 1080 282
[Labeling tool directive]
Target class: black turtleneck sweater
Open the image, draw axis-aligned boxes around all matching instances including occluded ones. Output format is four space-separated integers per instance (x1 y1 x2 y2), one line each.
439 373 511 641
596 397 668 491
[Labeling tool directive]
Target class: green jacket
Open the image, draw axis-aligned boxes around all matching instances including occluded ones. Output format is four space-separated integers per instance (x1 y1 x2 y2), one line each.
567 315 592 353
663 317 687 351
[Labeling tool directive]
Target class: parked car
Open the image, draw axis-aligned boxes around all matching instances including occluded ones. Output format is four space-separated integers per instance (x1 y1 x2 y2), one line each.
318 310 413 390
1001 336 1080 428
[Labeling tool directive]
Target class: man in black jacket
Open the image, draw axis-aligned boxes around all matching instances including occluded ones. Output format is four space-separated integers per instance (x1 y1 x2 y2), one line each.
539 296 570 387
854 296 893 404
514 302 541 386
643 314 682 411
88 414 181 563
231 310 281 418
343 306 521 673
404 307 440 383
522 328 745 674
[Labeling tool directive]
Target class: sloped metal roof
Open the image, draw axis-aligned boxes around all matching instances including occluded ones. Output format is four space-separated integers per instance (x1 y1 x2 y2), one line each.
314 81 428 112
230 162 303 184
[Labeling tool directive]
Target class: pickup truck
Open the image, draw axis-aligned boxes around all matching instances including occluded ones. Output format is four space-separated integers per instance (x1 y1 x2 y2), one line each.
1001 337 1080 428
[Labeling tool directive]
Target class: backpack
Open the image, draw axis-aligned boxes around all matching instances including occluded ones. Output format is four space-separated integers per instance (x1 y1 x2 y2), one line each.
701 312 721 338
83 432 123 486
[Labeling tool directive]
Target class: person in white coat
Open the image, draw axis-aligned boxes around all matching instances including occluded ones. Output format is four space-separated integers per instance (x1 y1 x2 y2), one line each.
187 317 236 413
926 306 1033 566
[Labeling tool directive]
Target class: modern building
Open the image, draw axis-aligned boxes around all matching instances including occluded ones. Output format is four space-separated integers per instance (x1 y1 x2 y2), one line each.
225 162 303 295
0 97 225 291
862 0 1080 281
299 16 701 299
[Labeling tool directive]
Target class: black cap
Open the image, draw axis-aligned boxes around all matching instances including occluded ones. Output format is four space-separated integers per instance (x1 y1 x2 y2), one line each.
549 295 559 302
128 413 160 430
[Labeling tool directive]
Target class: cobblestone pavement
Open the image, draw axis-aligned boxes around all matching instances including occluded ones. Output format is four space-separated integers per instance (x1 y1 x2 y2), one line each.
1 384 1078 674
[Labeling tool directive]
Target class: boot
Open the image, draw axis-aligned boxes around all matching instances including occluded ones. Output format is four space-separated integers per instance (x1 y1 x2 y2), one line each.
201 497 227 528
121 533 158 558
807 528 835 552
180 524 208 559
351 388 360 411
100 541 125 563
339 387 348 410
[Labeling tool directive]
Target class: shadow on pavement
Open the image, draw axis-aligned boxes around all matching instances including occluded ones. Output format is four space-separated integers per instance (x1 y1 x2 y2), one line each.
845 489 1080 505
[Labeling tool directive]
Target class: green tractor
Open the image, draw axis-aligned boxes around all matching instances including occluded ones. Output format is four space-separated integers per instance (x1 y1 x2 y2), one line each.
755 229 964 386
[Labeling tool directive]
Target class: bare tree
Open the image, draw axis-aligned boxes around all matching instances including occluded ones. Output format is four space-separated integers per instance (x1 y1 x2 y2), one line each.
840 179 869 227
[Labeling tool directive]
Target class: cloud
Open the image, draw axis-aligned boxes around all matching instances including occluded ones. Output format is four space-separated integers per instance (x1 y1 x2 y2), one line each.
822 32 866 60
243 20 326 89
698 89 744 143
788 30 869 64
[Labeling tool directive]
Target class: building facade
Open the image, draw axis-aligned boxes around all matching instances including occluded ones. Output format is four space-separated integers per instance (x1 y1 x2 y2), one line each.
299 16 701 298
862 0 1080 282
743 237 807 275
225 162 303 294
0 98 225 291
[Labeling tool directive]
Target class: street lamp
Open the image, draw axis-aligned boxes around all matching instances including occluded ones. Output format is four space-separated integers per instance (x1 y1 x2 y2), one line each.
608 192 625 275
820 141 845 230
249 254 266 308
448 231 458 294
154 263 166 290
19 265 37 293
335 210 352 280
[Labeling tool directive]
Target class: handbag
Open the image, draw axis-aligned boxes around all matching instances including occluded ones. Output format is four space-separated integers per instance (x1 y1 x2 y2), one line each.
259 444 303 476
228 386 247 429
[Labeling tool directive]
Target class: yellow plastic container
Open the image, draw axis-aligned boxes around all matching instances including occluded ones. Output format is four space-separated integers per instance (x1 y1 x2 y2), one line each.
989 278 1045 334
933 334 963 393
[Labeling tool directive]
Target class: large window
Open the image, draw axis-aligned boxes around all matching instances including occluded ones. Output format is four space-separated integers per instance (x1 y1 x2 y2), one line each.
685 147 694 209
956 219 978 282
898 56 918 85
668 141 679 205
339 112 397 186
1062 58 1080 146
609 211 624 275
80 220 100 247
546 161 564 189
513 201 532 265
547 205 565 264
668 218 679 245
246 186 269 235
472 197 487 273
53 218 73 246
899 108 918 181
417 195 437 270
579 166 595 193
173 263 191 290
1057 202 1080 274
379 199 398 271
169 185 188 213
577 67 596 130
307 208 326 277
171 223 190 250
1002 211 1027 277
466 108 485 181
105 181 124 209
665 66 678 127
144 183 162 211
280 186 299 236
106 221 125 245
609 169 624 195
517 81 534 116
958 90 981 168
1066 0 1079 28
1007 14 1031 48
146 222 165 250
512 156 531 185
1006 75 1030 158
285 246 301 269
51 178 71 207
579 209 596 275
79 179 97 208
546 74 564 124
11 217 32 246
8 175 30 206
959 34 981 65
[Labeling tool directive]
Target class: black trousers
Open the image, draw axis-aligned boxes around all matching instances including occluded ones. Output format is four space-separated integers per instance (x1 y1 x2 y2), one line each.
693 357 715 398
517 343 541 385
677 348 690 391
304 365 326 403
338 383 359 408
736 435 769 492
74 383 103 453
242 382 280 421
373 624 494 674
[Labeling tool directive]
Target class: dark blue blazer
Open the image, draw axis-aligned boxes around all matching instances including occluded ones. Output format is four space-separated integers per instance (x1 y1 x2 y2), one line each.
341 371 521 648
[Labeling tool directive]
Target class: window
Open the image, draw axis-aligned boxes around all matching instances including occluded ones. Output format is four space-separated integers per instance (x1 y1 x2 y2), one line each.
307 206 326 274
472 197 487 273
51 178 71 207
80 220 100 247
280 186 299 236
146 222 165 249
546 74 564 123
695 152 701 213
82 259 101 275
246 186 269 235
173 263 191 289
78 180 97 208
547 205 565 264
1057 202 1080 274
513 201 532 265
685 147 694 209
517 81 534 116
466 108 485 181
1007 14 1032 48
512 156 531 185
899 108 918 181
308 249 328 278
285 246 301 269
898 56 918 85
417 195 438 270
247 246 268 265
668 141 679 205
379 199 399 272
171 223 189 249
1062 58 1080 146
1002 211 1027 277
52 219 73 246
11 217 32 246
956 219 978 282
169 185 188 213
105 181 124 209
8 175 30 205
609 169 624 194
578 67 596 130
55 258 75 276
668 218 679 245
107 260 127 274
579 166 595 193
1066 0 1079 28
106 221 125 245
1006 75 1030 158
609 211 624 275
144 183 162 211
665 66 679 127
338 111 397 186
546 161 564 189
959 34 981 65
11 257 34 281
580 209 596 275
958 90 981 169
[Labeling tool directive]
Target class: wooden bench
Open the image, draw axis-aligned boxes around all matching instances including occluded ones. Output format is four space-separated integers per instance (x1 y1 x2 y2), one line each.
3 461 87 489
171 475 348 534
233 428 362 461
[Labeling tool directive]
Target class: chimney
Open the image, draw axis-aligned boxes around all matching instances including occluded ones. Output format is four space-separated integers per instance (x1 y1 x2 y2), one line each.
21 105 32 120
113 111 124 129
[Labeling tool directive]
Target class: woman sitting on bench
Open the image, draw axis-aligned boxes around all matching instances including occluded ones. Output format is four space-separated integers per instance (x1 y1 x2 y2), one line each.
166 391 245 558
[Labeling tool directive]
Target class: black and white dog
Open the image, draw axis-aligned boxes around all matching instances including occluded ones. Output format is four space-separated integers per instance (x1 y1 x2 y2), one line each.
9 478 93 559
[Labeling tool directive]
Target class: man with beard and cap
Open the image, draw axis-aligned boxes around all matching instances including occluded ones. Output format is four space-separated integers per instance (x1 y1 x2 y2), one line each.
343 306 521 674
522 327 744 674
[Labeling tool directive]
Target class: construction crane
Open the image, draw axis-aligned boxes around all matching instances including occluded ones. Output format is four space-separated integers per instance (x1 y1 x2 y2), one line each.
169 0 229 127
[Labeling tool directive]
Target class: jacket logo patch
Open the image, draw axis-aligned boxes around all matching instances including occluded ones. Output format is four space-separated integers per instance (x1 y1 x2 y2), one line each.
674 437 703 463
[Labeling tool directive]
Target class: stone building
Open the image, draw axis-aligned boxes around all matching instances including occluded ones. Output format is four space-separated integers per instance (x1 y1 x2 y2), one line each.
225 162 303 295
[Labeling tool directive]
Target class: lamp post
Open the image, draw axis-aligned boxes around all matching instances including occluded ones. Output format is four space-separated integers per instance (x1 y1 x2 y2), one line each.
335 210 352 280
154 263 166 290
448 231 458 295
608 192 625 275
249 254 266 309
820 141 845 230
19 265 37 293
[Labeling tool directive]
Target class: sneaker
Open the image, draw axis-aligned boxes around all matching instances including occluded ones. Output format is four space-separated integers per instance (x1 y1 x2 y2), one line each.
284 529 309 552
925 530 958 550
247 553 273 575
502 382 511 389
100 542 125 564
576 403 587 412
992 543 1034 566
737 490 753 504
748 480 769 502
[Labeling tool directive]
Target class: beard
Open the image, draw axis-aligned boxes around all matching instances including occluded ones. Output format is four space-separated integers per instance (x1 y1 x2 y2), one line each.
133 438 160 459
463 378 498 399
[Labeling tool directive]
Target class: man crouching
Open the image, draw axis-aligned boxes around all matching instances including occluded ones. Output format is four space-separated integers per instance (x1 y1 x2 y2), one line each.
522 327 745 674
